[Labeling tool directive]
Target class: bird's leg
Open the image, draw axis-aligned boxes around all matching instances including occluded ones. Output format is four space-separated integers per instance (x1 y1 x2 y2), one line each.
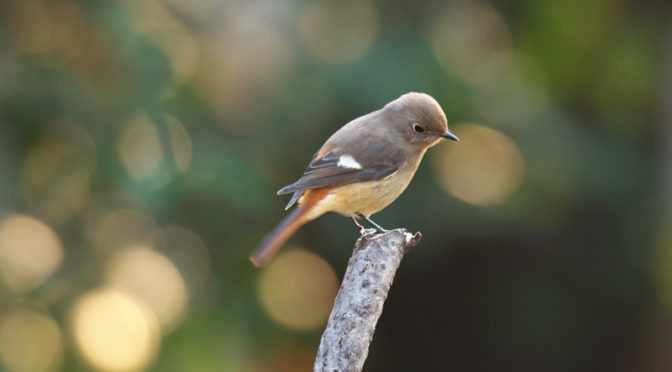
351 216 365 234
351 215 378 236
357 213 388 234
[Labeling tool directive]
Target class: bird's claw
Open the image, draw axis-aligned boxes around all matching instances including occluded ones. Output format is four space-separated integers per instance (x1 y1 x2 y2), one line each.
359 227 378 236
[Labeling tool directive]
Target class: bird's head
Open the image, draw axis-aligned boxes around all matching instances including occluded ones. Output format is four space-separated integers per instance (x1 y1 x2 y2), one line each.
383 92 458 149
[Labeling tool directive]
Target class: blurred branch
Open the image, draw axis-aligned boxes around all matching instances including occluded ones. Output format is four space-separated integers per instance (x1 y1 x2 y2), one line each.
314 229 422 372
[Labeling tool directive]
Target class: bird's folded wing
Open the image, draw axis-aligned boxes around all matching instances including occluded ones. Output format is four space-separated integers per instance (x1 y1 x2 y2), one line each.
277 144 403 197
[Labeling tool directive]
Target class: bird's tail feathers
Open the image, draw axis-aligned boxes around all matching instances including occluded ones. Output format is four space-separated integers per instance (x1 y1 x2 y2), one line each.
249 188 328 267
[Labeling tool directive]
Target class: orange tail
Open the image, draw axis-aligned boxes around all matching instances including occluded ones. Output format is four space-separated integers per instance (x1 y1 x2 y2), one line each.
250 189 328 267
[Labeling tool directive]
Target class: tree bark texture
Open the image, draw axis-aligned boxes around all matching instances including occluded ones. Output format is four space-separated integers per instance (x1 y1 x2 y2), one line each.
314 228 422 372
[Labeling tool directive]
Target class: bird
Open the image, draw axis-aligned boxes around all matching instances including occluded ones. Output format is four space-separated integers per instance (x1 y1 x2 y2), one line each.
249 92 458 267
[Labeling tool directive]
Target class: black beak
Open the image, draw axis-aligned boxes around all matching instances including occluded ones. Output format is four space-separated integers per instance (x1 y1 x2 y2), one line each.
442 129 459 141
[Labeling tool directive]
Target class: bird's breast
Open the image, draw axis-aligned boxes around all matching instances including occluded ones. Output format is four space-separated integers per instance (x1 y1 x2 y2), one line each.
305 164 418 220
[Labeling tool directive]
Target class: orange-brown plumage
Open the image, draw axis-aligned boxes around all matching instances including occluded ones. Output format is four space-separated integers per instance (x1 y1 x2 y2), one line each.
249 188 332 267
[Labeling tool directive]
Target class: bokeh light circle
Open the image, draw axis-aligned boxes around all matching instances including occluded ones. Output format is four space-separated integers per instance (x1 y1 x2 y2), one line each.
427 1 511 84
300 0 378 63
201 9 292 122
89 209 157 253
433 124 524 206
258 249 338 331
152 226 212 297
165 115 192 173
106 246 188 333
126 0 200 90
71 288 160 372
118 114 164 182
20 120 95 224
0 215 63 293
0 308 63 372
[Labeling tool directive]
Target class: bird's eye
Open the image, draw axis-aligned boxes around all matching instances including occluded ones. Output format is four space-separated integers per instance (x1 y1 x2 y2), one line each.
413 124 425 133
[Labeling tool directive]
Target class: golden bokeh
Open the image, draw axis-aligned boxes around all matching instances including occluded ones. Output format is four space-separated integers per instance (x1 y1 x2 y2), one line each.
258 249 338 331
0 215 63 293
470 66 550 129
427 1 511 85
71 288 160 372
152 226 212 296
20 120 95 224
125 0 200 91
106 246 188 333
165 115 192 174
433 124 524 206
118 114 165 182
88 209 157 253
0 308 63 372
199 7 292 123
300 0 378 63
117 113 191 184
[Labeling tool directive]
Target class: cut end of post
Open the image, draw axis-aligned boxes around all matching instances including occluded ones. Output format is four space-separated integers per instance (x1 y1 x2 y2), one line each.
404 231 422 252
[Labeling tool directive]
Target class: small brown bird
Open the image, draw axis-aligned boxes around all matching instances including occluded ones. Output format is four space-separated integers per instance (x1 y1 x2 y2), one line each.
250 92 458 267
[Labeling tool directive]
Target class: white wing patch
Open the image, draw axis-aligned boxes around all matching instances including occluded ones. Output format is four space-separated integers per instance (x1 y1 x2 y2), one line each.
337 155 362 169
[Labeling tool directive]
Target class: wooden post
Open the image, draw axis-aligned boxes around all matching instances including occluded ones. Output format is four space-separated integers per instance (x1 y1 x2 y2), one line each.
314 229 421 372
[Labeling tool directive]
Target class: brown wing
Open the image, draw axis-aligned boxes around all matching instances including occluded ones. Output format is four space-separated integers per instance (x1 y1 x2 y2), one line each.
277 143 404 209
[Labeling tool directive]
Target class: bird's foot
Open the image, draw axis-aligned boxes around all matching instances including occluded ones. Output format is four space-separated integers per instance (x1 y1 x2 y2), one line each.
351 216 379 236
356 213 388 234
359 228 378 237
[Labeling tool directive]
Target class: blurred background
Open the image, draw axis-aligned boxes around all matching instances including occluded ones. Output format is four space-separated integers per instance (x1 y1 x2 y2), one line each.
0 0 670 371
